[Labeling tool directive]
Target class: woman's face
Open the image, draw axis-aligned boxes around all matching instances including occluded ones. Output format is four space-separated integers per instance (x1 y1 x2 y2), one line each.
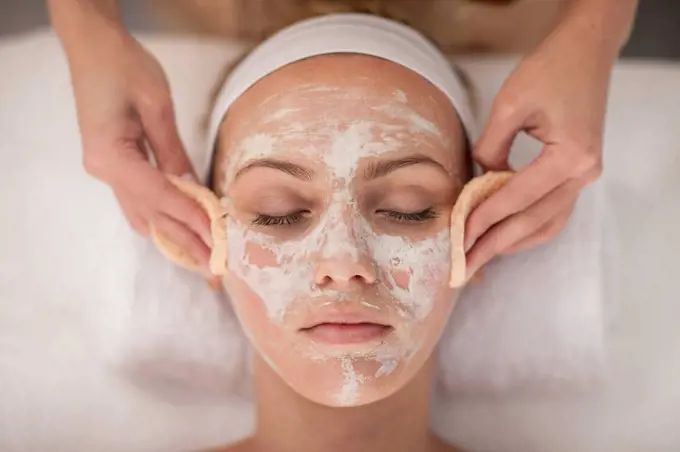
214 54 468 407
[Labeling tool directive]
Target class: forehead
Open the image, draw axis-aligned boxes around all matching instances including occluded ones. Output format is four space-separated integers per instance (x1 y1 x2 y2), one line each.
214 55 465 185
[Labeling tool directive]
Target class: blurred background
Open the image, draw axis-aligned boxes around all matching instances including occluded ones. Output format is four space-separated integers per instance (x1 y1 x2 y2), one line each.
0 0 679 59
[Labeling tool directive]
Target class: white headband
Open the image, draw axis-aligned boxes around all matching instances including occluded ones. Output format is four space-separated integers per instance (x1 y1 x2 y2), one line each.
201 13 477 182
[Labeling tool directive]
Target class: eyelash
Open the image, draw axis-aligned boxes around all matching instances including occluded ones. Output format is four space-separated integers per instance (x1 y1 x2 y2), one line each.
252 208 437 227
253 211 308 226
378 208 438 223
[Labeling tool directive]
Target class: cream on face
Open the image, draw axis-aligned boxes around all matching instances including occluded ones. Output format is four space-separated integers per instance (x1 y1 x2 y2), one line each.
225 110 451 323
217 56 464 407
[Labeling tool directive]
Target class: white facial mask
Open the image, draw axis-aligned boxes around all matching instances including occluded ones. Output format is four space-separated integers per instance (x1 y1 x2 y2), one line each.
226 199 451 322
224 86 451 324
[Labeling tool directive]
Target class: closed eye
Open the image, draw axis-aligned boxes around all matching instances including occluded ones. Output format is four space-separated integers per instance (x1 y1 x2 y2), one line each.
376 208 438 223
252 211 310 227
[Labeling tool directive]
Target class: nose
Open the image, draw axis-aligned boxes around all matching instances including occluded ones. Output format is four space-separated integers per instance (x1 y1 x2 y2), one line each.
314 254 377 290
313 209 377 290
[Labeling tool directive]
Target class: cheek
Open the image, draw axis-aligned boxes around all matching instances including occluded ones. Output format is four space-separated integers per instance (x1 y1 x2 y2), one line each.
225 217 318 323
221 271 271 338
370 229 451 320
411 285 458 360
221 271 297 375
245 241 278 266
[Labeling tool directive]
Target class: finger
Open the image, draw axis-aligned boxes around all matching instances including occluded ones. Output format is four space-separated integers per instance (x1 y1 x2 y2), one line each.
500 200 576 255
154 176 213 248
115 189 150 236
469 269 485 285
464 143 576 250
138 98 196 178
126 211 149 237
465 179 579 281
82 138 150 186
109 158 213 247
83 126 211 246
151 213 211 270
205 276 222 291
473 100 523 171
123 208 149 237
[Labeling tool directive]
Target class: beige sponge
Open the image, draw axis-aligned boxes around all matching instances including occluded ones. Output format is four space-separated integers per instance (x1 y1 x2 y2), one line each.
449 171 513 288
150 175 228 276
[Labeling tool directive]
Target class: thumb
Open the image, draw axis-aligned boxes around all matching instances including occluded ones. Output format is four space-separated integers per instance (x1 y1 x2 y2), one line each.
474 102 523 172
140 98 196 179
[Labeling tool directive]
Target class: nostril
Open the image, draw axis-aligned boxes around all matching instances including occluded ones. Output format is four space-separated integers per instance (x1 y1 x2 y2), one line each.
316 275 332 286
352 273 376 285
314 257 379 288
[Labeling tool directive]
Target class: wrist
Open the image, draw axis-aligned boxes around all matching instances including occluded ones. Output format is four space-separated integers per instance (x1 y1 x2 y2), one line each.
557 0 638 61
49 0 126 63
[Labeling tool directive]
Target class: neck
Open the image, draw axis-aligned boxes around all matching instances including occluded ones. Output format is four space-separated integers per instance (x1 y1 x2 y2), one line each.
251 357 440 452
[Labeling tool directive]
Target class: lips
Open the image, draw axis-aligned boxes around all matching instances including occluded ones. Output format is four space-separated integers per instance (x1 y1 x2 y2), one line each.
298 306 394 345
301 322 393 345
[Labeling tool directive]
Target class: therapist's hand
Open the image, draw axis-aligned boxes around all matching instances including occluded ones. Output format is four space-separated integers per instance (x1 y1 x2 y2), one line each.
68 26 212 270
464 19 615 278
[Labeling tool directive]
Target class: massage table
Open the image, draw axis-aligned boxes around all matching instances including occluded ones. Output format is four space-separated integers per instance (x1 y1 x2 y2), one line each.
0 30 679 452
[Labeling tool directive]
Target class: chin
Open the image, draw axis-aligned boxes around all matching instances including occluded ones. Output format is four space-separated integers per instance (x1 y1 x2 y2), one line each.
302 382 400 408
223 271 450 407
261 345 430 408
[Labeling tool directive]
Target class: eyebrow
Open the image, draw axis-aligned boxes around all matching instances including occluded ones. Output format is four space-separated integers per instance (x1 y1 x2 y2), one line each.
363 154 449 180
233 154 448 182
234 158 314 181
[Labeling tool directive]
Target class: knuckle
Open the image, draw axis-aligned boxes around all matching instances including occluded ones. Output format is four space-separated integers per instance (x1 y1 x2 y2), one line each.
492 97 520 123
154 101 175 125
139 90 174 122
577 148 602 172
511 219 534 242
472 148 490 168
122 209 149 237
510 215 542 244
564 138 603 174
82 149 107 178
472 145 497 168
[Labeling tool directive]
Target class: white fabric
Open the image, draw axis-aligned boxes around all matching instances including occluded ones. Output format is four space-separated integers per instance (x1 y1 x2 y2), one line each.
1 30 679 452
438 183 605 393
203 13 476 182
